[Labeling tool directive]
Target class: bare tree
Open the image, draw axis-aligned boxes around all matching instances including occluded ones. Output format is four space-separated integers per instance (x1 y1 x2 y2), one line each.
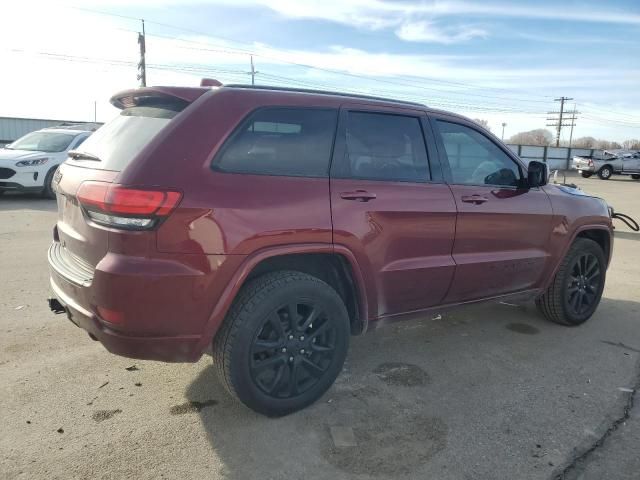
508 129 554 146
572 136 597 148
472 118 491 131
622 139 640 150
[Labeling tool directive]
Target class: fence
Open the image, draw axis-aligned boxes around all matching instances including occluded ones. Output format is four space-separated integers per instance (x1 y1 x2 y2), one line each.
506 144 600 171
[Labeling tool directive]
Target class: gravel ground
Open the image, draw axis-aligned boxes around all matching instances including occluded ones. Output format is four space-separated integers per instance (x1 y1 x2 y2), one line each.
1 172 639 480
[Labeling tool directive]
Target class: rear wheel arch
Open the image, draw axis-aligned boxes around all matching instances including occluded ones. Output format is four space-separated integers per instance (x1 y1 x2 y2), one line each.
244 251 367 335
598 164 613 179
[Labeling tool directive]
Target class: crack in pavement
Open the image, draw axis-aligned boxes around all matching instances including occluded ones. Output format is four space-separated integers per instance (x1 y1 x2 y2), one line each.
551 360 640 480
600 340 640 354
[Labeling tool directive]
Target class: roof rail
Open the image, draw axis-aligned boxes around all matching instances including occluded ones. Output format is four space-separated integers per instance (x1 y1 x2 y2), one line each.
224 84 425 108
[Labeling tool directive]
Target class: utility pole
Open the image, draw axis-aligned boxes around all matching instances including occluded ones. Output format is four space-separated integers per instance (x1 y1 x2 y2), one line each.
94 101 97 122
568 103 577 148
248 55 258 86
501 122 507 140
546 96 575 147
137 19 146 87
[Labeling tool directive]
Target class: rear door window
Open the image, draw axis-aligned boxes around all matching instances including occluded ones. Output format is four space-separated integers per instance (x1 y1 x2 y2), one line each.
213 108 338 177
332 111 430 182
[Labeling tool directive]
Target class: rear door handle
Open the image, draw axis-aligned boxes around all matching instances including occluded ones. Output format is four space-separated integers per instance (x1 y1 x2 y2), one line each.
340 190 377 202
461 195 488 205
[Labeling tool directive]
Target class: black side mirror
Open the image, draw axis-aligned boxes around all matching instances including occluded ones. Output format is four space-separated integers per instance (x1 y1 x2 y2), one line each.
527 161 548 188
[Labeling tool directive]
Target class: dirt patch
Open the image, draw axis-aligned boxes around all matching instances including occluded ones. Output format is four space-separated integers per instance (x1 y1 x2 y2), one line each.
373 362 429 387
169 400 218 415
322 413 447 476
506 323 540 335
91 409 122 422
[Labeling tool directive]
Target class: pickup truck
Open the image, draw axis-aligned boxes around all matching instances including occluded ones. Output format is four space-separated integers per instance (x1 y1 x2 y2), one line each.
573 151 640 180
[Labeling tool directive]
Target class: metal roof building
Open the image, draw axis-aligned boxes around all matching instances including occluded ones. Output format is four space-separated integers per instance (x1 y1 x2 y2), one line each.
0 117 100 145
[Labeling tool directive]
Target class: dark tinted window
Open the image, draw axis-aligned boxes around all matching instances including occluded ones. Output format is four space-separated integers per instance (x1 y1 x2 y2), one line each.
336 111 429 182
69 102 186 171
214 108 338 177
435 120 521 187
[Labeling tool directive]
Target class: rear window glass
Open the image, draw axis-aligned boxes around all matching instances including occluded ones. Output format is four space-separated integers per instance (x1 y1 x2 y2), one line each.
69 101 185 171
214 108 338 177
332 111 430 182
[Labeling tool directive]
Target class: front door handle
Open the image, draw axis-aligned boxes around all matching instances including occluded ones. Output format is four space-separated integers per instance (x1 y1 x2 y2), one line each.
340 190 377 202
461 195 489 205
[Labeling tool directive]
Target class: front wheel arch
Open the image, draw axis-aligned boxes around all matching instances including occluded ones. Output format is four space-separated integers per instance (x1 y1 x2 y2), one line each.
41 165 60 199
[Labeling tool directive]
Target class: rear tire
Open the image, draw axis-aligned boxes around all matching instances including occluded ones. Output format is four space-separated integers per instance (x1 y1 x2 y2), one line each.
536 238 606 326
41 167 58 199
632 174 640 180
598 166 612 180
580 172 592 178
213 270 350 416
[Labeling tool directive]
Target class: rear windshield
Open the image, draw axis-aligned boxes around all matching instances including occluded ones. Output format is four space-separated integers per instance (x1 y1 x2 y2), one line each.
69 101 185 171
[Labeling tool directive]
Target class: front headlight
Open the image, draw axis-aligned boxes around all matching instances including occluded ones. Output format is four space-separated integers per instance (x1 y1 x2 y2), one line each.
15 158 49 167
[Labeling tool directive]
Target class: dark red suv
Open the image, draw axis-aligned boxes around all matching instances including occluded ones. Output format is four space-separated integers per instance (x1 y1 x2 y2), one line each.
48 83 613 415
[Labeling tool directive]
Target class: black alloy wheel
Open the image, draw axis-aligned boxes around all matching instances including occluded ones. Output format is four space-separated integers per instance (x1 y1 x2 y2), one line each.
214 271 350 416
250 302 337 398
565 253 601 316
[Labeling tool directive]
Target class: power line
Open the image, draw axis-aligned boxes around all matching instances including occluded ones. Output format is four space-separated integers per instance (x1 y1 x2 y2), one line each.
5 46 639 131
73 5 558 104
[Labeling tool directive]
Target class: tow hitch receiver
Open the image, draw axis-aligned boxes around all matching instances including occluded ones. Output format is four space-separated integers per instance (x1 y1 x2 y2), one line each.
48 297 66 315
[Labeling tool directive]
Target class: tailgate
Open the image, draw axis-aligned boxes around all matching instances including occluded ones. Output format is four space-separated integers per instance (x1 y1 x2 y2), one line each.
54 163 118 267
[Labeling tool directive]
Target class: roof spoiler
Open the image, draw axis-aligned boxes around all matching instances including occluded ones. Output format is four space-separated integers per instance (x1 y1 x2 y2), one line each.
110 86 210 110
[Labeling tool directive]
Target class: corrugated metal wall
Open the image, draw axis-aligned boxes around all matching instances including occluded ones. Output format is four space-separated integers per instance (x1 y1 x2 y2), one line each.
0 117 88 145
507 144 601 170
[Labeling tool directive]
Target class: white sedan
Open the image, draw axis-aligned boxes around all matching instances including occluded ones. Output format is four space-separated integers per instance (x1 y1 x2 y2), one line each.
0 127 92 198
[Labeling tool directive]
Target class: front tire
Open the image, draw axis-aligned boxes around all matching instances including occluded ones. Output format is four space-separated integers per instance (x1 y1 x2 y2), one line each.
536 238 606 326
598 166 612 180
213 271 350 416
631 174 640 180
41 166 58 199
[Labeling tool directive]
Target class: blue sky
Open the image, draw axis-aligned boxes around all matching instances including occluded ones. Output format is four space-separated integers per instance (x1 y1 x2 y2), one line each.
1 0 639 141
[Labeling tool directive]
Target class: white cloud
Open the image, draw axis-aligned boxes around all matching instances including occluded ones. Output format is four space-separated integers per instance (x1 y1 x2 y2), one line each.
1 1 639 141
396 21 487 44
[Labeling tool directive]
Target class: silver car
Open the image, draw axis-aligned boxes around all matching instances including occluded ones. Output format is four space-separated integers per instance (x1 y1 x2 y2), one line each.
573 151 640 180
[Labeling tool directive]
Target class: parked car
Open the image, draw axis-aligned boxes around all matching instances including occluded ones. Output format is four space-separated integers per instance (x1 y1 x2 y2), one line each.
0 126 94 198
573 150 640 180
47 83 614 416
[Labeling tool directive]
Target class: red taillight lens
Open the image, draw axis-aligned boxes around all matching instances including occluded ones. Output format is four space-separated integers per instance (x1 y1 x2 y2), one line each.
107 188 181 215
77 181 182 229
97 306 124 324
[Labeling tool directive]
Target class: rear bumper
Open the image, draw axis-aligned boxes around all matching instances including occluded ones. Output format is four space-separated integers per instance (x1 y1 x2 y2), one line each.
50 277 202 361
48 242 244 362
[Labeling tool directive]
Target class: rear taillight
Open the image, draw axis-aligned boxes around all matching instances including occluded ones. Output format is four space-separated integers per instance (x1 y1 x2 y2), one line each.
77 181 181 230
588 160 594 167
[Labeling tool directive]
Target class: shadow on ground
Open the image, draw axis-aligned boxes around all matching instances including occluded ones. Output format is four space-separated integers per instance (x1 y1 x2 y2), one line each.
180 298 640 480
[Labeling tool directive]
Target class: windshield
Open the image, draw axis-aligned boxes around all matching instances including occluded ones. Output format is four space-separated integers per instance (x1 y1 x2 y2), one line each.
70 103 184 171
6 131 75 152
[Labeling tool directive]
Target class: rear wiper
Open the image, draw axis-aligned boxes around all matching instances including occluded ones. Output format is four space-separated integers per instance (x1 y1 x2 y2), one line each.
68 150 101 162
